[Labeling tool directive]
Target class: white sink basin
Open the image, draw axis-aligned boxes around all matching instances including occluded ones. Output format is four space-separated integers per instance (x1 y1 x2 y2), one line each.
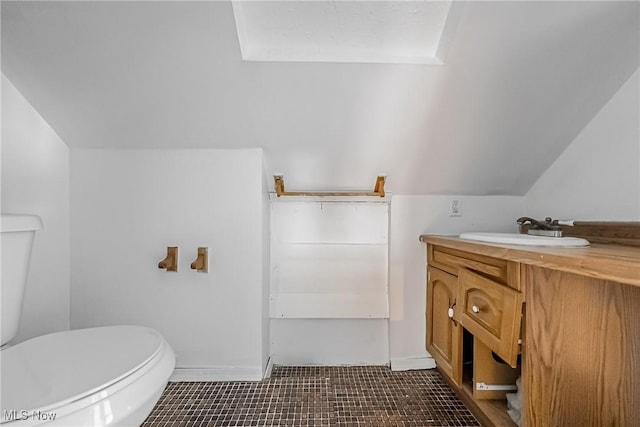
459 232 590 247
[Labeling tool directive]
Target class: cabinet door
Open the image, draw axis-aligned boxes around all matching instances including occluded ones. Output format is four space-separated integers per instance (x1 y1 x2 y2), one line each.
427 266 462 385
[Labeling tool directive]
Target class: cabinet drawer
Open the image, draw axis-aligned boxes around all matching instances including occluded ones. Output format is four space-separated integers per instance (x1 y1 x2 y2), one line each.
428 245 520 290
457 268 523 367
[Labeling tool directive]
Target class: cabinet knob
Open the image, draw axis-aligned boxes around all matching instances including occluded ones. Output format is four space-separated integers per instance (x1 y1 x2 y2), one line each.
472 305 480 313
447 302 458 326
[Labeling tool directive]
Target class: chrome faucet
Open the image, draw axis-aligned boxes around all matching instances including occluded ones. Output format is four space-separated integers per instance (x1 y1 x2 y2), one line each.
516 217 563 237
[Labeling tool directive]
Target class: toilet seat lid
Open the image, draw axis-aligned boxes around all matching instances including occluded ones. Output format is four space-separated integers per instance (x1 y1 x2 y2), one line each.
0 326 165 413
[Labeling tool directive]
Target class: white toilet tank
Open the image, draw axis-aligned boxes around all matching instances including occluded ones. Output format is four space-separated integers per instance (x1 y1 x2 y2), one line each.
1 214 43 346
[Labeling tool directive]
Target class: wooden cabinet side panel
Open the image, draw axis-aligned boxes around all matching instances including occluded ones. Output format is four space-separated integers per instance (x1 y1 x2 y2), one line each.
525 266 640 427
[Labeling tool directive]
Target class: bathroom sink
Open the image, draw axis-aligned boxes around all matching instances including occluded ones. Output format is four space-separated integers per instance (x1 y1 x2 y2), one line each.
459 232 589 247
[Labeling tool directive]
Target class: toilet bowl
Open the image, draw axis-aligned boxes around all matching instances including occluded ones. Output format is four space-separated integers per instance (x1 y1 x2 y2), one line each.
1 214 175 426
0 326 175 426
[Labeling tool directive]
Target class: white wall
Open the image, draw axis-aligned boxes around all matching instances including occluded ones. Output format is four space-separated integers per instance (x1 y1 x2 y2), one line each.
387 195 525 363
525 69 640 220
70 149 267 380
1 74 70 344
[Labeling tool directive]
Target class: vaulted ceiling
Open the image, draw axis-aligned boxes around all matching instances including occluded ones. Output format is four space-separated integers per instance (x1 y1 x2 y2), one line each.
2 1 638 195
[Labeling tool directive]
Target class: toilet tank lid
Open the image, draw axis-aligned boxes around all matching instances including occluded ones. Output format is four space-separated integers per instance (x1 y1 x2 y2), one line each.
0 214 43 232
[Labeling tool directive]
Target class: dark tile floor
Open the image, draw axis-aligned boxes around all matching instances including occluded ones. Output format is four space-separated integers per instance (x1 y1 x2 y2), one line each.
142 366 479 427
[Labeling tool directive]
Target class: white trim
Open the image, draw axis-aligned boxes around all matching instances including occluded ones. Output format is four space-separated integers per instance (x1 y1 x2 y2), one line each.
268 359 389 368
170 367 262 382
390 356 436 372
263 356 274 379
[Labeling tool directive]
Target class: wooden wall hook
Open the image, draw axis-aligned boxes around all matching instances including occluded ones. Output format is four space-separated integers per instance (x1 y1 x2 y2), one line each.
373 175 386 197
190 247 208 272
158 246 178 271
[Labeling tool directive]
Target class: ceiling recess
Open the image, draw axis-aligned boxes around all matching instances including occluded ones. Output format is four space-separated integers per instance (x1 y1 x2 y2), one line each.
232 1 459 65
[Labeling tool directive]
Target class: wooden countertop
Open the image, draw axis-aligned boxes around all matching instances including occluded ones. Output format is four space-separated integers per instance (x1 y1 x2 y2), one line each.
420 235 640 287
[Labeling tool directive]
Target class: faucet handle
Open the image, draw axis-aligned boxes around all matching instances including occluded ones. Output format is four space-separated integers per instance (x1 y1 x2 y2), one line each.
545 217 563 228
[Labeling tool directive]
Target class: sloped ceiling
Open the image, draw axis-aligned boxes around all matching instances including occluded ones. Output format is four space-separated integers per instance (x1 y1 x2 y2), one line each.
1 1 638 195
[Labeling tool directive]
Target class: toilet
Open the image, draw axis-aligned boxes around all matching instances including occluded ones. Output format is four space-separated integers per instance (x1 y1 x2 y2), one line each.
0 214 175 426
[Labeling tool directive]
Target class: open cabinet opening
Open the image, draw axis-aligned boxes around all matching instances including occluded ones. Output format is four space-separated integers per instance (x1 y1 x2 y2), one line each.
460 328 521 426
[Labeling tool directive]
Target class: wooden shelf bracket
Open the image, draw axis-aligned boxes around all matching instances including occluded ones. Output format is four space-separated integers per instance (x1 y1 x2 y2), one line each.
273 175 386 198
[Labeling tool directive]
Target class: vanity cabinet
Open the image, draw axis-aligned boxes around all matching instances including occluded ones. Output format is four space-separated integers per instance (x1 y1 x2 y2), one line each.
421 234 640 427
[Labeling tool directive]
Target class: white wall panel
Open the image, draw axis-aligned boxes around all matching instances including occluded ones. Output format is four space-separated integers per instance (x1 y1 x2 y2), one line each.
271 294 389 319
270 200 389 319
275 244 387 293
272 202 388 244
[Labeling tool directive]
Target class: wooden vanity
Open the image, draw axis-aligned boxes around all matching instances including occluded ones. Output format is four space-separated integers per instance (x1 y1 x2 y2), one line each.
420 234 640 427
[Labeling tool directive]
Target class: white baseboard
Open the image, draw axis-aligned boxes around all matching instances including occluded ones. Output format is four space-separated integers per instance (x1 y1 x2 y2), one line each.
170 366 263 382
169 358 434 381
390 356 436 372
